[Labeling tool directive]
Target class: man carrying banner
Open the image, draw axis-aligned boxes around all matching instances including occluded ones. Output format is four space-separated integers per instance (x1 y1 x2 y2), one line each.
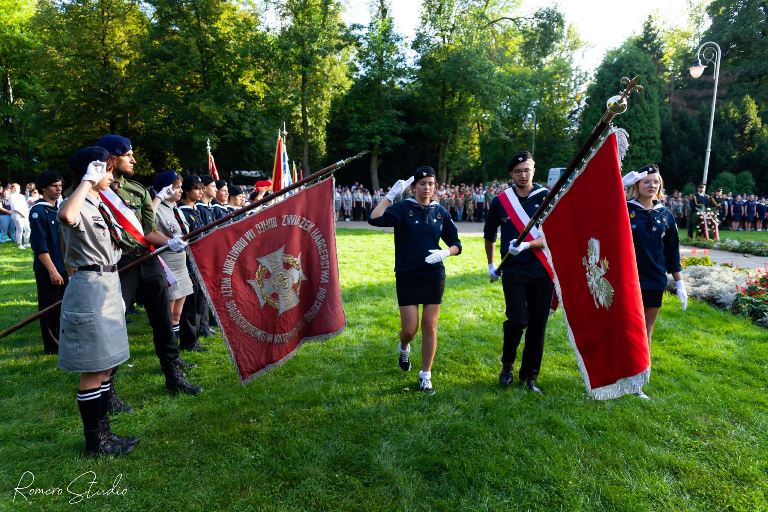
96 134 202 397
484 152 553 394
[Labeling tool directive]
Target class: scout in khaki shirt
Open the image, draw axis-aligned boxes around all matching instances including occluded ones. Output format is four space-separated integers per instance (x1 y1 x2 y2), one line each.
58 146 138 457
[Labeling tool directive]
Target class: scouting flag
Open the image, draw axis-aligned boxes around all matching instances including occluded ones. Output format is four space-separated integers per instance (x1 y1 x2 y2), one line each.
540 129 649 399
189 179 345 382
208 150 220 181
271 131 292 193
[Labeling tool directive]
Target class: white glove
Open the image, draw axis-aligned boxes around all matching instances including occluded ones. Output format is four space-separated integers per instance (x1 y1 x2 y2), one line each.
425 249 450 264
508 240 531 256
488 263 500 281
621 171 647 188
83 160 107 184
167 235 188 253
157 184 175 201
385 176 415 201
675 280 688 311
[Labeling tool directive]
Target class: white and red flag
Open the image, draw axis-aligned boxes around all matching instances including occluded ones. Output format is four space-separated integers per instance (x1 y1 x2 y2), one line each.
271 130 292 193
208 151 220 181
540 129 650 399
189 179 345 382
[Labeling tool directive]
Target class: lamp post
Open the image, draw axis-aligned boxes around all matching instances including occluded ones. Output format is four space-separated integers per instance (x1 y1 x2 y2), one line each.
523 109 537 156
689 41 721 186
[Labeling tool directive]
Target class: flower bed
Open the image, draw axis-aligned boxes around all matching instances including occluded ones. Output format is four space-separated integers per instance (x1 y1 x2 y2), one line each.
667 265 768 328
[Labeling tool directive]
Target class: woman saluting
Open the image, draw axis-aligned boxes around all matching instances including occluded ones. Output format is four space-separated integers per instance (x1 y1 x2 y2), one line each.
369 166 461 394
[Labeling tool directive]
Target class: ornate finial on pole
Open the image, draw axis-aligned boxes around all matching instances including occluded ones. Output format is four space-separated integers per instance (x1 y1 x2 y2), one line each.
603 76 644 121
206 138 212 155
281 122 287 138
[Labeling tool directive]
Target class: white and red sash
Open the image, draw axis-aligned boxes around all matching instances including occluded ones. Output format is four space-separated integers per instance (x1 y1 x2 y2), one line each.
498 187 553 281
100 187 177 286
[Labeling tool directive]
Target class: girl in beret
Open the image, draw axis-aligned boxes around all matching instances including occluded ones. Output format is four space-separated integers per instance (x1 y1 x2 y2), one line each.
369 166 462 394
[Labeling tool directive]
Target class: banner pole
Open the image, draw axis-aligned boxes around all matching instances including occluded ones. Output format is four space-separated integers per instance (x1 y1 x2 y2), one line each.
491 77 643 281
0 151 368 339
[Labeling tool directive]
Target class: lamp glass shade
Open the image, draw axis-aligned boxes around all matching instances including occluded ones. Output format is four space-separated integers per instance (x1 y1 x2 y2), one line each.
689 60 707 78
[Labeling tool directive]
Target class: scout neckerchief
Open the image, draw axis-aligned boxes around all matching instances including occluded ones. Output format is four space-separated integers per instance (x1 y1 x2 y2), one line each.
498 186 553 281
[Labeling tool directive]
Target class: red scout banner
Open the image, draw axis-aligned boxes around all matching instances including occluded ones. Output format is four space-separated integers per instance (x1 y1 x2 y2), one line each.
540 130 650 399
190 179 345 382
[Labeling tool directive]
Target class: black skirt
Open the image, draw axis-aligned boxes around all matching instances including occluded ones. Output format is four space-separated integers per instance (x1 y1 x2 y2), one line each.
396 274 445 306
641 288 664 308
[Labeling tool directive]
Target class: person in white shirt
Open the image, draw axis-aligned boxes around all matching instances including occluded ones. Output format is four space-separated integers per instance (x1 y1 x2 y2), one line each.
8 183 31 249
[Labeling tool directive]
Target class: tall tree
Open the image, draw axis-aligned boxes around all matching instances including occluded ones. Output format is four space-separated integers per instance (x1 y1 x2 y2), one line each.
32 0 148 167
275 0 352 173
342 0 407 190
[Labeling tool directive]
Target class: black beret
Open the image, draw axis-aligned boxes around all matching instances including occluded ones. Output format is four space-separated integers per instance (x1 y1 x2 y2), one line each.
182 174 203 191
36 170 63 190
200 175 215 186
508 152 534 172
229 185 243 196
96 134 132 156
69 147 110 175
412 166 436 181
215 179 228 189
638 164 659 174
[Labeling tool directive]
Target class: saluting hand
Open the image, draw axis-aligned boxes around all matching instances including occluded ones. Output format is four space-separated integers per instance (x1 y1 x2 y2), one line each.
621 170 647 188
385 176 415 202
83 160 107 184
156 184 176 201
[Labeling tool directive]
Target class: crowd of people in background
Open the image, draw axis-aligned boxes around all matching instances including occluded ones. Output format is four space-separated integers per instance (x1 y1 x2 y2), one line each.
664 187 768 232
334 180 517 223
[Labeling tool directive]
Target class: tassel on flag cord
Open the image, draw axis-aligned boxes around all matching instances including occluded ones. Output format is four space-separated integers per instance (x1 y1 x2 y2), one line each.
539 128 650 400
189 179 345 382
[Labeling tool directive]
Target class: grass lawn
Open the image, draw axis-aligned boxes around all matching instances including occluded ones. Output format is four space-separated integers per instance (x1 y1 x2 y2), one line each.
1 229 767 511
718 230 768 242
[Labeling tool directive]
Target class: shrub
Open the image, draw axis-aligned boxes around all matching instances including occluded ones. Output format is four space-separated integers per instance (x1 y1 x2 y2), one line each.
681 256 713 268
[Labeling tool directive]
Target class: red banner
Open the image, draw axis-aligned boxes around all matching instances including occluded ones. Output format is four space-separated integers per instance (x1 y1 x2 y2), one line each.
540 131 650 399
190 179 345 382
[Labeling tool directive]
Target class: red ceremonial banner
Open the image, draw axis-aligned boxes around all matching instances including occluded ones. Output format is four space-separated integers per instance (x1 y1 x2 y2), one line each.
190 179 346 382
540 131 650 399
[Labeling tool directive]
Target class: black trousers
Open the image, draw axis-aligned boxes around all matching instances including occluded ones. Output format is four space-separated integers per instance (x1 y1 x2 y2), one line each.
34 267 67 354
118 255 179 365
501 272 554 380
179 272 205 347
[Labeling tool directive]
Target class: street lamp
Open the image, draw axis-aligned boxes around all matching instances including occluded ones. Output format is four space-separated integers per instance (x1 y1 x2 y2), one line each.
689 41 721 186
523 109 537 156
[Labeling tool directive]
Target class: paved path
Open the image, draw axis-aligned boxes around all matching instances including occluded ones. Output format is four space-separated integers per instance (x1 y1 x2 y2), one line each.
335 220 768 270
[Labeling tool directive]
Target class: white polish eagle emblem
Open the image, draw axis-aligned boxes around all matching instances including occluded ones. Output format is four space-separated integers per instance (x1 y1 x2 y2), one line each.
582 238 614 309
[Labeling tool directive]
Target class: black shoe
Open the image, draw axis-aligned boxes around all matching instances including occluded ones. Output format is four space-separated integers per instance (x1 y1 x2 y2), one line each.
180 341 208 353
174 357 197 370
523 378 544 395
84 429 134 457
164 364 203 395
398 349 411 372
499 367 513 387
107 389 134 414
418 377 435 395
199 327 217 337
99 417 140 448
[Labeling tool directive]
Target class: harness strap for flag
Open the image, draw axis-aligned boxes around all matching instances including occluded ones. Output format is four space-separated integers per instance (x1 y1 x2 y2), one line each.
498 188 554 281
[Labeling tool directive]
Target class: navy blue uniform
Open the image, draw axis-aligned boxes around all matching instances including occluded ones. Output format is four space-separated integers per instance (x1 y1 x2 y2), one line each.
483 184 553 381
368 198 461 279
757 202 766 222
177 203 207 348
747 200 757 222
688 193 709 237
30 199 68 354
628 200 682 290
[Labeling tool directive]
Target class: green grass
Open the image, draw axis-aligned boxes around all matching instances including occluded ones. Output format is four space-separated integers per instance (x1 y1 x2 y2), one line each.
718 230 768 242
0 230 767 511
